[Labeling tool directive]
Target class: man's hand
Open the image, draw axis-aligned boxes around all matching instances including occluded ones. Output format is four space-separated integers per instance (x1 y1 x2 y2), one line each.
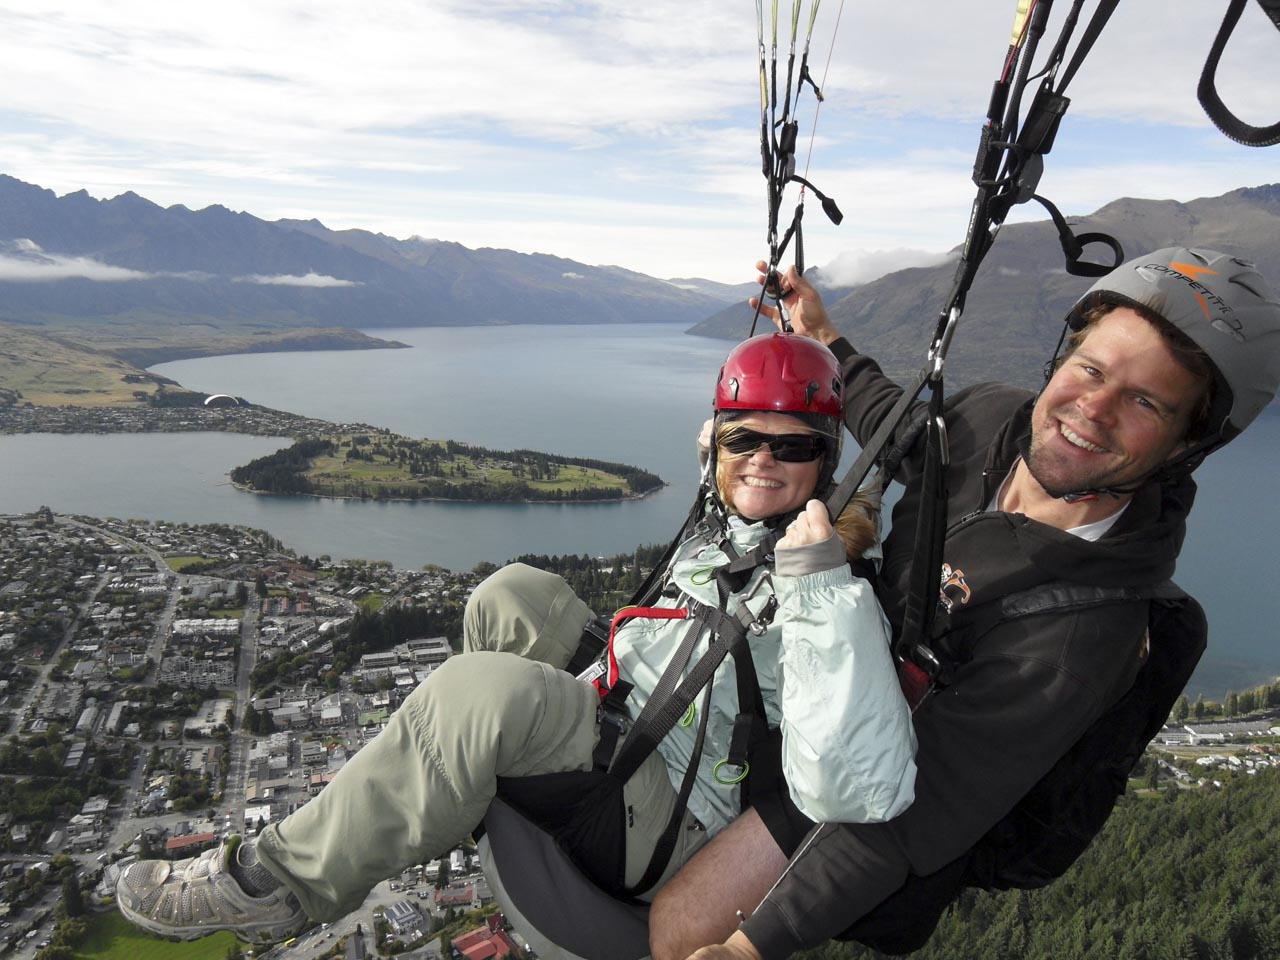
685 931 763 960
777 499 834 550
697 418 714 471
750 262 839 345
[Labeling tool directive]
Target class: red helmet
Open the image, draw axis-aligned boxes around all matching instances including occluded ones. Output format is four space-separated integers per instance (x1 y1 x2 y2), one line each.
714 333 842 415
712 334 844 500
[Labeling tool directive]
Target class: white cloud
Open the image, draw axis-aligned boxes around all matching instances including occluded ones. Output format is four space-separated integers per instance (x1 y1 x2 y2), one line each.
0 239 153 282
235 273 361 288
818 248 956 288
561 272 584 280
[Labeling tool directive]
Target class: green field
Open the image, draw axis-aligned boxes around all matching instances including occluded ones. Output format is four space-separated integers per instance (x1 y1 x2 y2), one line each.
307 437 630 497
75 912 239 960
233 433 663 503
163 556 208 572
357 592 388 613
0 323 170 407
305 435 634 496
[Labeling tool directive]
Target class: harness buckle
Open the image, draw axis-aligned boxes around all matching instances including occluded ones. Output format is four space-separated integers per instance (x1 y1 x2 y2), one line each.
748 594 779 636
594 703 630 771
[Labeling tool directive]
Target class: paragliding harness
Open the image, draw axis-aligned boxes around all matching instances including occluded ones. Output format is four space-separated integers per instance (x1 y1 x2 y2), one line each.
496 490 792 902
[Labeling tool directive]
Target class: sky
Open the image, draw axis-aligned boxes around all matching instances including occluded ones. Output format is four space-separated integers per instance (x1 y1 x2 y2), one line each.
1 1 1278 285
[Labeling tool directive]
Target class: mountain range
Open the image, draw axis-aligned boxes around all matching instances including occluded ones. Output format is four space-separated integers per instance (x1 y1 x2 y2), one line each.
2 175 1280 390
0 175 745 335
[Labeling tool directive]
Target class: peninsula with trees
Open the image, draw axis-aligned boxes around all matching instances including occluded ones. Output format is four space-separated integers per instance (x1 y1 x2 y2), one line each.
231 434 663 502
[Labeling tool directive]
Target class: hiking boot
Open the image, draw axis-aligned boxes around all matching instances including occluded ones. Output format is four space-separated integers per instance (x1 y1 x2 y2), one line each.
116 838 307 943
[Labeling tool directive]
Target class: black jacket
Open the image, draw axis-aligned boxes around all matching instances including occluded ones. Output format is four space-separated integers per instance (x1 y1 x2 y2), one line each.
741 342 1198 959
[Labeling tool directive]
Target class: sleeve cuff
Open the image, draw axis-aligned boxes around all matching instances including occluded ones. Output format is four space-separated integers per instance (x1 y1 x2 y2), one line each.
774 532 846 578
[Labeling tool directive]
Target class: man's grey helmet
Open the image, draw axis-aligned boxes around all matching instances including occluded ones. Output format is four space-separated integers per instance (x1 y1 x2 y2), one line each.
1065 246 1280 449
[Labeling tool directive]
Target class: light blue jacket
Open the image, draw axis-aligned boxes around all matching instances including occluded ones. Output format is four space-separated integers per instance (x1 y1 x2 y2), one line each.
612 515 917 835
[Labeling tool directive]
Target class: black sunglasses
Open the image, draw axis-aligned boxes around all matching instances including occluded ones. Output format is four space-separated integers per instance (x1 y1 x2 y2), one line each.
719 428 826 463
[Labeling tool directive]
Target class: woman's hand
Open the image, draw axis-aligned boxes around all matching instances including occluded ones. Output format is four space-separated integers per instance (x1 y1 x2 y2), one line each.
749 261 839 345
777 499 834 550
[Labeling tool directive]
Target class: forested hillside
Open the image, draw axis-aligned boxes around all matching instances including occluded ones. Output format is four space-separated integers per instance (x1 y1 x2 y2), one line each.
799 769 1280 960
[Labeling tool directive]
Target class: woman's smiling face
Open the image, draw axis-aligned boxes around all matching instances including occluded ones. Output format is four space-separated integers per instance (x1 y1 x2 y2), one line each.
717 412 823 520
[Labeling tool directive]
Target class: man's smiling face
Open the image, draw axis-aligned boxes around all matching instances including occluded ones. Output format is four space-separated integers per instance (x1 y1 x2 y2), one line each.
1027 306 1205 499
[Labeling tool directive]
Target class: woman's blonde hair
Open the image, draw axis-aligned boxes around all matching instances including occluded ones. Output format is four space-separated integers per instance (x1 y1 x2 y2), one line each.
714 420 879 561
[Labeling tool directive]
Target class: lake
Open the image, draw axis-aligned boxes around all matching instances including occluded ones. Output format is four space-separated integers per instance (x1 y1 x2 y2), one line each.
1 322 1277 696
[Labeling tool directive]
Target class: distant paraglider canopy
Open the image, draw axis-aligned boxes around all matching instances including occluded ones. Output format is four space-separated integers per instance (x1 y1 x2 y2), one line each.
203 394 240 407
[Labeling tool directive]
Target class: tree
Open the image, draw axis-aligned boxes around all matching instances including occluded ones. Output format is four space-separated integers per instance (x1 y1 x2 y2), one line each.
1239 688 1257 715
1225 691 1239 717
1173 694 1190 722
1194 693 1206 720
60 875 84 918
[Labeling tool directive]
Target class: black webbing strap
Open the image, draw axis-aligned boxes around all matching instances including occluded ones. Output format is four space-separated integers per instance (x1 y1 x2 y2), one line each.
625 597 774 896
1199 0 1280 147
825 367 934 517
929 580 1189 686
1030 192 1123 278
893 383 950 667
608 604 750 783
726 638 770 810
982 0 1124 277
625 683 715 896
605 609 713 779
567 614 612 678
1056 0 1121 93
608 603 759 896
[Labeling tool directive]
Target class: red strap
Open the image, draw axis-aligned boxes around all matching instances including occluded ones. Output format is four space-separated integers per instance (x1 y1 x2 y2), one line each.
598 606 690 696
897 660 934 715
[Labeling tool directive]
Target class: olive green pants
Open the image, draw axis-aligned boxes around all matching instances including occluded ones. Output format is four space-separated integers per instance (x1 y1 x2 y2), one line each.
255 563 705 922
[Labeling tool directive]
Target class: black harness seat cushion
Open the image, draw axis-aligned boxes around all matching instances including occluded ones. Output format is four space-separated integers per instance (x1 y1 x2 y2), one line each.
480 796 652 960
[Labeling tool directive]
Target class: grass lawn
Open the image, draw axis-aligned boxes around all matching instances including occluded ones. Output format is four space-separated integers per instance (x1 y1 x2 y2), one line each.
307 437 634 498
358 592 388 613
208 608 244 619
0 324 165 406
164 556 207 572
76 911 239 960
